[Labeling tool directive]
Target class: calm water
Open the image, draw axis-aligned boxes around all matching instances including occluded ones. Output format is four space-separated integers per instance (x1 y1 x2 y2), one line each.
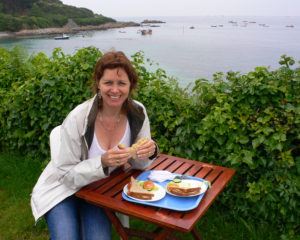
1 16 300 86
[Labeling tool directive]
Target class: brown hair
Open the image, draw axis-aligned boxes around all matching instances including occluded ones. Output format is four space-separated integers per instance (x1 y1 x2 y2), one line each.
92 51 138 94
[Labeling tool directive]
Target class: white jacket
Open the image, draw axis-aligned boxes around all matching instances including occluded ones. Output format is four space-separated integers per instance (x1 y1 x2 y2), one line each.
31 95 156 221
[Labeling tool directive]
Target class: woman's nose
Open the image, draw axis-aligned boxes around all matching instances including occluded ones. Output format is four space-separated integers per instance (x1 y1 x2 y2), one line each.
111 84 119 92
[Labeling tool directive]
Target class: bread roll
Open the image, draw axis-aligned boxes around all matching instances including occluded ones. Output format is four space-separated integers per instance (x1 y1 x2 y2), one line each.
118 138 148 159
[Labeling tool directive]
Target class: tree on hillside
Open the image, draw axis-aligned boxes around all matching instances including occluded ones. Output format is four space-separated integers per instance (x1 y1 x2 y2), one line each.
0 0 115 31
0 0 39 14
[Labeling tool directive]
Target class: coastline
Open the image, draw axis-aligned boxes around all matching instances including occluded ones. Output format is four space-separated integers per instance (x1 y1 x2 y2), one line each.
0 21 140 39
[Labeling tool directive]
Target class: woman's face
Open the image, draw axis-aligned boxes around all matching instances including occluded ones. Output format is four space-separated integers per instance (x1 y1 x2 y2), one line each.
98 68 131 109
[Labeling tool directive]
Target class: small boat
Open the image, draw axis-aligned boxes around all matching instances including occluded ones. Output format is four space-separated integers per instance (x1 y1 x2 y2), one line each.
189 26 195 29
140 29 152 35
286 25 294 28
54 34 70 40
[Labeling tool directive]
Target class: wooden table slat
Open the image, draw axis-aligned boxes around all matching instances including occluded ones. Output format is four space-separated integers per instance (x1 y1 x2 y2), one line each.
185 164 202 176
195 166 213 179
95 170 137 194
164 160 184 172
203 168 223 184
151 157 177 171
171 162 193 175
148 155 169 169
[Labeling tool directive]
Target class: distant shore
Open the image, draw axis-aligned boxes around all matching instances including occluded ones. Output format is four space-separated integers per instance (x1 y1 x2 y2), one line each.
0 21 140 39
141 19 166 24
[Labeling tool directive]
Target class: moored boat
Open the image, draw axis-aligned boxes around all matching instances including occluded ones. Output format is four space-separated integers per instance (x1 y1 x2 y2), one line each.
140 29 152 35
54 34 69 40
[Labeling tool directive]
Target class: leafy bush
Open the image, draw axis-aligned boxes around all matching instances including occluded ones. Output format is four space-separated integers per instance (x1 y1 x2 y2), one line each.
0 46 101 156
0 47 299 239
188 58 300 238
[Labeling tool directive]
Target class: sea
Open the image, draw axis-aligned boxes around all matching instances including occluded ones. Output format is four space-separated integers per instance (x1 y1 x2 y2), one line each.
1 16 300 87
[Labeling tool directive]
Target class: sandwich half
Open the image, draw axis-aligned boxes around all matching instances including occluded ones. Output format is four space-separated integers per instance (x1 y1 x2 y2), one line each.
167 181 201 196
127 177 155 200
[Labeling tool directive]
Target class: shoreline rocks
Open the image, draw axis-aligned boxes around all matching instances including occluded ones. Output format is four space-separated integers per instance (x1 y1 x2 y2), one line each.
141 19 166 24
0 21 140 39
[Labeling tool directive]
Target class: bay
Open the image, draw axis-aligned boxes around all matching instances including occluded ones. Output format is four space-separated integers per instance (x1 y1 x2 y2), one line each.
1 16 300 86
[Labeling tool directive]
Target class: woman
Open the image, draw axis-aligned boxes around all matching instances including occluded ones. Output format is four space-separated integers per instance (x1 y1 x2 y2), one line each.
31 51 158 240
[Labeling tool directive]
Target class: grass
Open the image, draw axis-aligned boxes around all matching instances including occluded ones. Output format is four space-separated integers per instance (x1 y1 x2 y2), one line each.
0 152 283 240
0 153 48 240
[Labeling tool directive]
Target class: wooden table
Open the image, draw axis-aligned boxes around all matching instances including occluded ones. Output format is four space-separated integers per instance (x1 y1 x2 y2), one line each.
76 154 236 240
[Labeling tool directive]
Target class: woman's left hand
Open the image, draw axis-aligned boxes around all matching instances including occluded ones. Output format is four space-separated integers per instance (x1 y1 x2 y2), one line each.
136 139 156 160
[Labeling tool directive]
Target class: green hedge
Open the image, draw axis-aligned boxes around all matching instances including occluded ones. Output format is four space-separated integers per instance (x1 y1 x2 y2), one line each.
0 47 299 239
0 46 101 156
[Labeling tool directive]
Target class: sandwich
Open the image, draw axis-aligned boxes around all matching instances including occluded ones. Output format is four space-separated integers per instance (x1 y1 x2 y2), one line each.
167 181 201 196
118 138 148 159
127 177 155 200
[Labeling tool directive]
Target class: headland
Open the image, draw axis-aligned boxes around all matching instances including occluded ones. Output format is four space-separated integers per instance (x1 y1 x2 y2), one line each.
0 21 140 39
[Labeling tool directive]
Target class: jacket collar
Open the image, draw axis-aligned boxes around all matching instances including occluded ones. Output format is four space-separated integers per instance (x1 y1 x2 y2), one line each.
84 95 98 149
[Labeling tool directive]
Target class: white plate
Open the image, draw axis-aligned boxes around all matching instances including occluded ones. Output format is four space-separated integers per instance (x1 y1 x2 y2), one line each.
123 183 166 202
166 179 208 197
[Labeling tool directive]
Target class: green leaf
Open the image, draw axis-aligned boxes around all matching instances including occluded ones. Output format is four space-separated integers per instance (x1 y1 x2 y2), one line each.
242 150 254 167
239 135 249 144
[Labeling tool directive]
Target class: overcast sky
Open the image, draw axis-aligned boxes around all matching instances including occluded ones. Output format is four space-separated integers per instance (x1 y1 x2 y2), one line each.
61 0 300 18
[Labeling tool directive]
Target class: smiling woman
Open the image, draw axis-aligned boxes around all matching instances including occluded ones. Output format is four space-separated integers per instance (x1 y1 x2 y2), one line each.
30 50 159 239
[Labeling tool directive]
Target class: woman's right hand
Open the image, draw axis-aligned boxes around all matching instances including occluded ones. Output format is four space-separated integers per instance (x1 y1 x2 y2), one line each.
101 147 131 167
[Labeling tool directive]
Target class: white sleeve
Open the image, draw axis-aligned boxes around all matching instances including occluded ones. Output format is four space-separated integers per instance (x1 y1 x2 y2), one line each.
52 116 107 190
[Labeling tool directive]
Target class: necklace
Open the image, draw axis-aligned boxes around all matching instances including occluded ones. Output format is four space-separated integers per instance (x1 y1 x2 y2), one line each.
97 113 121 132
